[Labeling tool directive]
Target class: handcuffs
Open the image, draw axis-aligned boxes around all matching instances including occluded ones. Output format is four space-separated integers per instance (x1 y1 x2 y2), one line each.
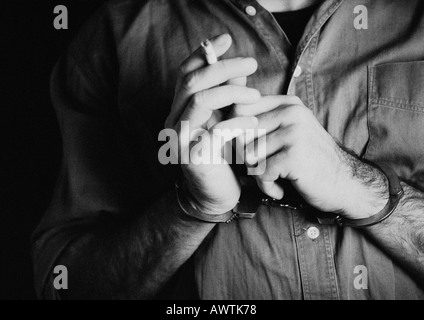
175 162 404 228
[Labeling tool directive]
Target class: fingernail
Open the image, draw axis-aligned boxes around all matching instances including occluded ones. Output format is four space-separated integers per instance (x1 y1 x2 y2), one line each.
216 34 231 46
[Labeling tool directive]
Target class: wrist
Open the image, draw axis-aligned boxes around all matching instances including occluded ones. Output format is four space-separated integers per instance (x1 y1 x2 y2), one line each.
180 177 232 215
175 178 237 223
339 156 389 219
316 158 404 228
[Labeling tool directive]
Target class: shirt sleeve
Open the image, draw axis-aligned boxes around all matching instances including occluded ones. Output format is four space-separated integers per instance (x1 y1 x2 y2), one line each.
30 4 155 299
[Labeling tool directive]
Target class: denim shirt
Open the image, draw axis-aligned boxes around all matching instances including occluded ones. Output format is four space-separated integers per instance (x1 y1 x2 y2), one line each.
32 0 424 299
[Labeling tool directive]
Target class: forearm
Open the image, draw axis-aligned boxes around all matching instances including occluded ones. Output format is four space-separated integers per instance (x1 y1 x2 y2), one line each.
53 189 215 299
365 182 424 286
332 147 424 285
341 151 424 284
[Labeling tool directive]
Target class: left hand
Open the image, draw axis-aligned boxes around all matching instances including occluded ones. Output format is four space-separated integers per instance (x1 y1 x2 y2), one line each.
232 95 388 219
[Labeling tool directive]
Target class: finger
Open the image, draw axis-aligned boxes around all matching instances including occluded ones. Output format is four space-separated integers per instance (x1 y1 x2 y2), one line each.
227 76 247 86
166 34 233 128
193 76 248 131
212 116 258 143
189 116 258 165
232 95 302 117
181 57 258 95
205 77 247 130
228 76 248 149
256 179 285 200
230 95 288 143
256 151 292 183
179 34 232 78
245 134 269 167
175 34 233 102
242 105 291 145
245 126 292 166
212 116 258 164
180 85 261 130
168 58 257 128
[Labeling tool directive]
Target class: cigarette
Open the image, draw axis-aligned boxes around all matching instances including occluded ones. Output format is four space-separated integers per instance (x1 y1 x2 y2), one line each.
201 39 217 65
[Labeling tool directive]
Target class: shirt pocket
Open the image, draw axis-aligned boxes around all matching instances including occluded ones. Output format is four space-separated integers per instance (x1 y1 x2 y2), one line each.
365 61 424 190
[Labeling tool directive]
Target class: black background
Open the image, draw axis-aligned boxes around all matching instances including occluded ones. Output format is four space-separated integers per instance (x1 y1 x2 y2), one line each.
1 0 107 300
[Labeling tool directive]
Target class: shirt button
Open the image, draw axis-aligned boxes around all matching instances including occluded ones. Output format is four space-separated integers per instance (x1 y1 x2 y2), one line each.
293 66 302 78
307 226 320 240
245 6 257 16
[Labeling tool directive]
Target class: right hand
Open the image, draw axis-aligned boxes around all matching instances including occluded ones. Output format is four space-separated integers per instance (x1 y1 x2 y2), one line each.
165 34 260 215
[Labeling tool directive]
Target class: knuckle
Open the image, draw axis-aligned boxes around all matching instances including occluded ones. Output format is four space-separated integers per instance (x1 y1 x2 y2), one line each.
292 96 303 105
285 105 305 122
262 110 274 123
298 107 313 122
291 103 304 112
192 91 206 107
285 106 300 122
182 72 198 92
178 63 189 77
284 125 298 140
299 104 312 115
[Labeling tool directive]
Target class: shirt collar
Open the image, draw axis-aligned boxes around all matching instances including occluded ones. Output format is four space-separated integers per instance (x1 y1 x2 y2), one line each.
228 0 345 65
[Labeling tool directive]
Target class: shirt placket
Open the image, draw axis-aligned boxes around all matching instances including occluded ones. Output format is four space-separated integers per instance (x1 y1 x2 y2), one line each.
292 209 340 299
229 0 292 89
287 0 344 299
229 0 344 300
